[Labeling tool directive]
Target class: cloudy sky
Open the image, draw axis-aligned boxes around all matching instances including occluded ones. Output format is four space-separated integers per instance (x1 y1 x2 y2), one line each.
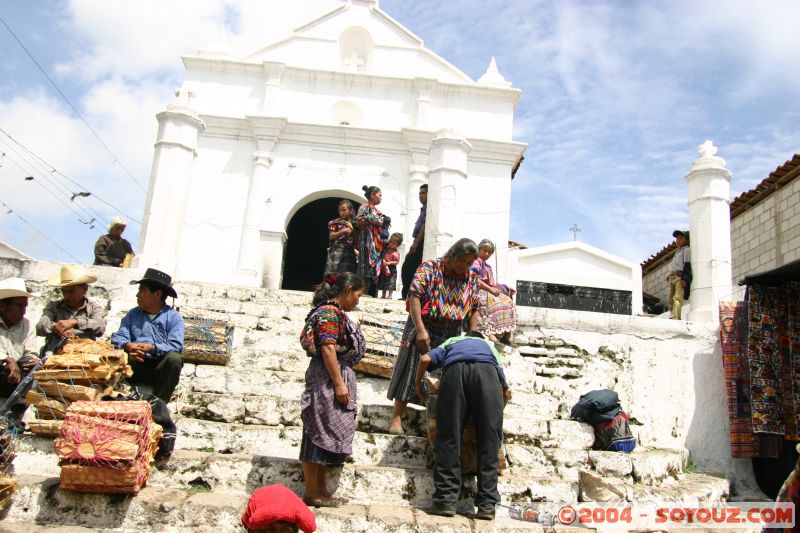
1 0 799 265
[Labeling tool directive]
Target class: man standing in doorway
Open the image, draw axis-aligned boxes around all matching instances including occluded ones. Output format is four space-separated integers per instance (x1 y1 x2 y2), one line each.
667 230 691 320
401 184 427 300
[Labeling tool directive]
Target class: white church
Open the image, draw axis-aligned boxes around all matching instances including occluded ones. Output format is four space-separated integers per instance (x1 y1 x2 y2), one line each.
135 0 527 292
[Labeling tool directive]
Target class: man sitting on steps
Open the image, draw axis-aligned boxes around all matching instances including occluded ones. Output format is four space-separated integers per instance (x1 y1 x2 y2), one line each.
111 268 184 403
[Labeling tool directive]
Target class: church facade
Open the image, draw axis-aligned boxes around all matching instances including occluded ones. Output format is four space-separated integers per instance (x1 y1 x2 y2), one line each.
135 0 526 290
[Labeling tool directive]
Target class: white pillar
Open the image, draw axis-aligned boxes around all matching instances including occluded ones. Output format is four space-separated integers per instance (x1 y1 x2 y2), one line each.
260 230 287 289
424 130 471 260
414 78 435 129
261 62 285 115
404 164 427 246
686 140 733 323
236 150 274 276
135 94 205 276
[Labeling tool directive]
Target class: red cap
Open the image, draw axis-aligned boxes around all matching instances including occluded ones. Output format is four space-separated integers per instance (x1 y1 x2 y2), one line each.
241 484 317 533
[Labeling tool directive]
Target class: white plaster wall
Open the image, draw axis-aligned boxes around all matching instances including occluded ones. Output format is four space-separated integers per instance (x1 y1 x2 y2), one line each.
510 242 643 315
515 305 758 494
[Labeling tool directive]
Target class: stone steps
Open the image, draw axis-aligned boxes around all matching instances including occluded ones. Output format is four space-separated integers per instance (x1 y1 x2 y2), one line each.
5 474 586 533
15 433 688 498
3 468 732 533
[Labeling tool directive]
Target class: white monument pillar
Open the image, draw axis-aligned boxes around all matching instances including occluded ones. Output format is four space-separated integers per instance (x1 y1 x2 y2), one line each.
424 130 471 259
686 140 733 323
136 90 205 276
261 62 285 115
236 148 274 277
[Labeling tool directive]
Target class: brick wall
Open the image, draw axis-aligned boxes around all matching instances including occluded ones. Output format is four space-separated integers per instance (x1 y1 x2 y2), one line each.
643 255 672 306
731 177 800 283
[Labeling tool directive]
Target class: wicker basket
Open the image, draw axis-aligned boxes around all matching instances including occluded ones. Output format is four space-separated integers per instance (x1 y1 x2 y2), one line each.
182 316 233 365
0 476 17 510
353 354 394 379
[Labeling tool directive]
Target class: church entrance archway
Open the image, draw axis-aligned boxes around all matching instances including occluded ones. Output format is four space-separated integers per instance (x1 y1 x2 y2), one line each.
282 196 358 291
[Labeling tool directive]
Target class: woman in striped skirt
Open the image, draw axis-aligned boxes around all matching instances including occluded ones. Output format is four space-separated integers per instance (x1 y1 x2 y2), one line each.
386 238 482 435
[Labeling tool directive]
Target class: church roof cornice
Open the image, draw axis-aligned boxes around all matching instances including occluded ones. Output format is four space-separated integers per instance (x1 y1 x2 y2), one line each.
181 56 520 102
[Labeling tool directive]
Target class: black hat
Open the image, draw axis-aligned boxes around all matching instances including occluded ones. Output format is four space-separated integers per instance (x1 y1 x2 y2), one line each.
672 230 690 241
130 268 178 299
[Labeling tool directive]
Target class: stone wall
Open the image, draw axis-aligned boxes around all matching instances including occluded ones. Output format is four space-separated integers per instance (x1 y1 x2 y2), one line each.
642 256 672 307
1 256 757 495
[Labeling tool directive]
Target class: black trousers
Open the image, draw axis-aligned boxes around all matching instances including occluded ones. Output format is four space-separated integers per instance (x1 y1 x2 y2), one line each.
433 361 504 511
128 351 183 403
0 355 38 413
400 243 424 300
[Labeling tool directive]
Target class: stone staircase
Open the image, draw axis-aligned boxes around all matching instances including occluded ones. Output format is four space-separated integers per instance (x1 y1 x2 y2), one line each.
1 278 733 532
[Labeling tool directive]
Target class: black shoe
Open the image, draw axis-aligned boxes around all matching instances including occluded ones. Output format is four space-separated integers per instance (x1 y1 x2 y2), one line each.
427 503 456 517
475 508 495 520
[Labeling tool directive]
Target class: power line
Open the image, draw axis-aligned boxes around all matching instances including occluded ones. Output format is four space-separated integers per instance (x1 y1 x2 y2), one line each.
0 148 103 234
0 15 147 193
1 201 82 262
0 137 107 229
0 127 141 224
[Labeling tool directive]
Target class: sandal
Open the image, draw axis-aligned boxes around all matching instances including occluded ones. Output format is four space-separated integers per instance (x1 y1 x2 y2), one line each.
318 496 345 508
302 495 322 508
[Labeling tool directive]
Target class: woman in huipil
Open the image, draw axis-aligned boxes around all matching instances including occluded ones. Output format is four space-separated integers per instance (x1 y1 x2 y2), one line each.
470 239 517 345
355 185 390 294
386 238 482 435
324 199 357 275
299 272 365 507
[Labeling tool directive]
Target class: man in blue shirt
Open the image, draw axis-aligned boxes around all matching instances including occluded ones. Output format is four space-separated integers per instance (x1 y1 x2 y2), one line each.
415 331 509 520
111 268 184 403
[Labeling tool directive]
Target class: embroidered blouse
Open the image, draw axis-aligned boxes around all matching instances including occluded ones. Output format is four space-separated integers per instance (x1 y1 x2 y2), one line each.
409 257 481 322
328 218 354 246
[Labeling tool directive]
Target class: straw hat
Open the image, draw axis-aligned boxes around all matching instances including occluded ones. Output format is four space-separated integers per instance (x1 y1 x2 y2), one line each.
48 265 97 288
109 216 127 233
0 277 33 300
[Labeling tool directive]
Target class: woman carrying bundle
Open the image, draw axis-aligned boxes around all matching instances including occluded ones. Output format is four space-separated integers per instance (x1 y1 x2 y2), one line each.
470 239 517 345
324 199 357 275
355 185 390 294
386 238 482 435
298 272 365 507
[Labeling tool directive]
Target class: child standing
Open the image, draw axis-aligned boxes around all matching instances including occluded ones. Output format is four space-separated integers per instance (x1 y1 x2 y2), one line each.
325 200 357 275
378 233 403 299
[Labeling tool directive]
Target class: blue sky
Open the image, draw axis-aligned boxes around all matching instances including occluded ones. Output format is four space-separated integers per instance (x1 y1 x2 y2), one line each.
1 0 799 265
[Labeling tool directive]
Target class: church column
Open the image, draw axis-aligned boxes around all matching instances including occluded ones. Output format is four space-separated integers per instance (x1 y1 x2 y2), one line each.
260 230 287 289
261 62 285 115
424 130 471 259
414 78 435 129
135 91 204 275
686 140 733 322
404 164 428 246
236 147 274 277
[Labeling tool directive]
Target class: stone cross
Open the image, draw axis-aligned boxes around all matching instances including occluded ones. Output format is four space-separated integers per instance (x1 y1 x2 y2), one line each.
344 51 365 73
698 140 718 158
569 223 581 241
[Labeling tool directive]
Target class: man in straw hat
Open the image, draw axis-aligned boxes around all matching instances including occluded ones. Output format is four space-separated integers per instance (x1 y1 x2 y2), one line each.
666 229 692 320
0 277 40 406
111 268 184 403
36 265 107 354
94 215 134 267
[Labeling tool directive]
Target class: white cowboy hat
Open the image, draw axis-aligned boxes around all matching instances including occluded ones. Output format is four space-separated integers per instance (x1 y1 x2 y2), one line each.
48 265 98 288
0 277 33 300
108 216 127 233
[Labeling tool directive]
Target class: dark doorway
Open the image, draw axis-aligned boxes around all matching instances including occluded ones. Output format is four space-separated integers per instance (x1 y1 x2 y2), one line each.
282 197 343 291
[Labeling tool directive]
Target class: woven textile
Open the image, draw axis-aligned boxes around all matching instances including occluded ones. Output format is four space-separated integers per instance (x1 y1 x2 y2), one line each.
748 284 800 441
409 258 481 323
720 301 757 457
355 203 386 282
